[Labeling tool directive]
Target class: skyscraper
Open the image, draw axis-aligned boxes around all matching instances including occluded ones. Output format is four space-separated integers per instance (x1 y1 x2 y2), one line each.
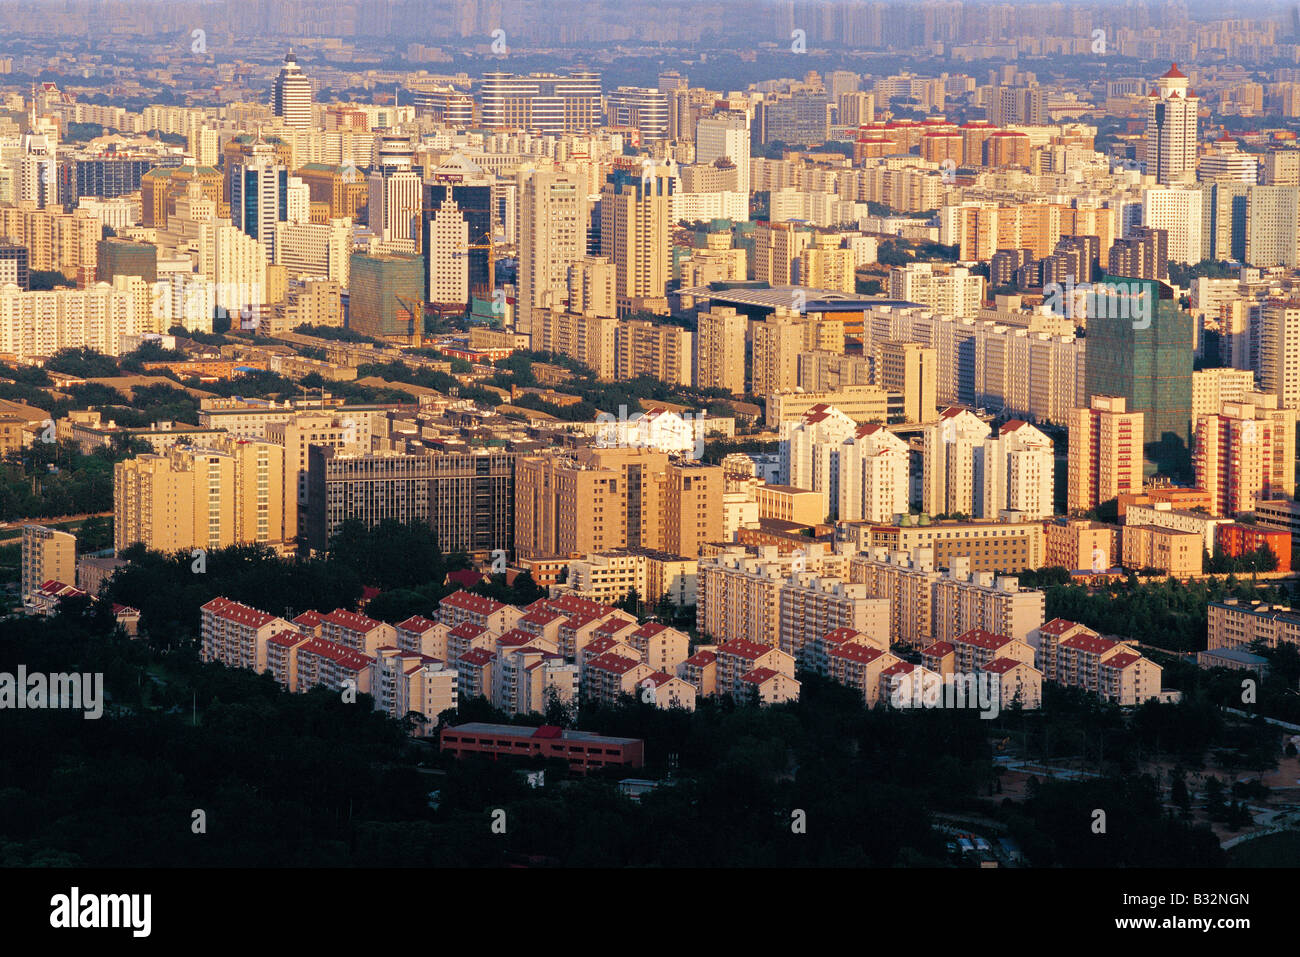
479 71 602 134
695 112 752 199
516 168 586 337
422 157 494 315
231 145 289 262
1144 64 1198 185
599 163 673 315
1067 396 1145 513
367 134 422 253
1084 277 1192 478
272 51 313 129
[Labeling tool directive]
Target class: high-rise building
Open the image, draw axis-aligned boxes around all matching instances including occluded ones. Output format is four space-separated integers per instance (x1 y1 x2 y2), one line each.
1084 278 1192 477
1144 64 1199 185
0 243 31 291
605 86 670 140
876 340 937 424
1245 185 1300 267
1107 225 1168 280
922 407 992 518
695 112 752 197
272 50 313 129
517 169 585 338
977 420 1054 519
21 524 76 606
1261 298 1300 409
367 134 421 253
694 305 747 395
231 145 290 262
114 437 290 554
305 447 516 559
348 251 424 340
1198 137 1259 184
1195 394 1297 516
838 423 910 523
479 71 602 134
599 164 673 315
1067 395 1145 513
614 320 692 386
422 157 493 314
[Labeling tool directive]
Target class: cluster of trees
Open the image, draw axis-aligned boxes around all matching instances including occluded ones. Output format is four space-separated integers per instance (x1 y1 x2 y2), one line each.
293 324 377 344
0 437 148 521
1204 544 1279 575
1005 570 1284 654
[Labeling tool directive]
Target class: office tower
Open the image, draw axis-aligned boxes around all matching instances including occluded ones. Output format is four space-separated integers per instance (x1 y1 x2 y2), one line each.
1245 185 1300 267
694 306 747 395
517 169 585 338
272 50 313 129
695 112 752 197
231 146 289 262
295 163 369 220
69 154 159 201
921 408 992 517
657 71 688 94
877 341 938 425
599 164 673 315
479 71 602 134
305 447 515 559
606 86 670 140
140 164 223 229
838 423 910 522
1141 189 1203 264
1084 277 1192 477
1204 182 1250 263
1107 226 1168 280
1145 64 1199 185
1195 394 1297 516
758 91 830 147
21 524 76 605
422 159 493 314
96 238 157 284
1199 137 1259 184
367 134 421 253
0 243 30 290
978 421 1054 520
348 251 424 339
410 85 474 126
114 437 289 554
1067 395 1145 512
1260 298 1300 409
276 217 352 285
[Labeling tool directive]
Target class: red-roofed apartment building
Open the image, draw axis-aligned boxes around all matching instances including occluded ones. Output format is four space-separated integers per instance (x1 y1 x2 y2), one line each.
321 608 397 654
396 615 449 658
715 638 796 701
583 652 656 707
827 643 900 706
439 590 524 636
200 597 295 672
1028 619 1161 705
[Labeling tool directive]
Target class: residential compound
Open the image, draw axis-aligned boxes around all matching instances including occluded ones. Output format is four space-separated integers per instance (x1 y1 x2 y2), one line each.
18 46 1300 731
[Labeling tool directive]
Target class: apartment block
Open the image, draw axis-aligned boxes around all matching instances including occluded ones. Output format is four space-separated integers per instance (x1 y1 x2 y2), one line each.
200 597 296 672
1030 618 1162 705
778 574 890 669
1207 599 1300 653
21 524 76 607
1067 395 1144 513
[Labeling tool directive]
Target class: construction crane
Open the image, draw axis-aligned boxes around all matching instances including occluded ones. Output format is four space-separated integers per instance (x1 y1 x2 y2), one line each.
394 293 425 349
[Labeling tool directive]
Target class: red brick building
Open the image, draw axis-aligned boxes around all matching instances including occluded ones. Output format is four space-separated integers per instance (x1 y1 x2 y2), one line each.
439 723 644 773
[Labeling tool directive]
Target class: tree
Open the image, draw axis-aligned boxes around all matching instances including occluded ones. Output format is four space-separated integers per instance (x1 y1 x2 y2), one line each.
618 587 641 616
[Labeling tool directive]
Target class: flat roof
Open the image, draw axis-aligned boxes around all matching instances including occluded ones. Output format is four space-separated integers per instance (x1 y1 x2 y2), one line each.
447 722 642 745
